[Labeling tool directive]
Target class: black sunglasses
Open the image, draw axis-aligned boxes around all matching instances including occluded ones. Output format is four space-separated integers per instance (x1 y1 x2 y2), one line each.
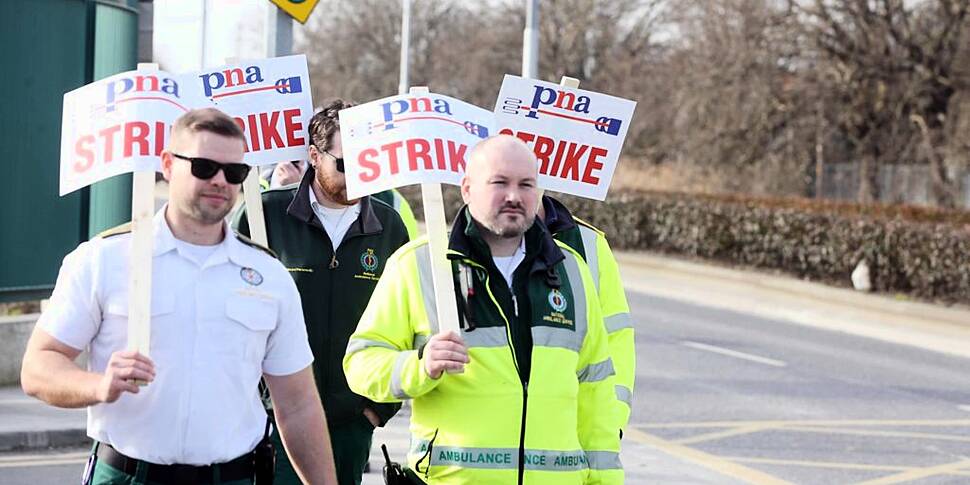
172 153 251 184
323 150 344 173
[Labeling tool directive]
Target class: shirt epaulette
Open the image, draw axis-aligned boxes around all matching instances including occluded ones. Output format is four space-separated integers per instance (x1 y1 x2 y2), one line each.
234 232 278 259
97 222 133 239
572 217 605 237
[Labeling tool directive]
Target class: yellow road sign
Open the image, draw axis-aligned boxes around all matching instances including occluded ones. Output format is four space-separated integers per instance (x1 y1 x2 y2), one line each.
269 0 320 24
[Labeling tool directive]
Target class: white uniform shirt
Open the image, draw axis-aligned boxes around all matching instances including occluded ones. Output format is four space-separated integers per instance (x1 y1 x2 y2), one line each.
308 188 360 249
492 239 526 288
37 209 313 465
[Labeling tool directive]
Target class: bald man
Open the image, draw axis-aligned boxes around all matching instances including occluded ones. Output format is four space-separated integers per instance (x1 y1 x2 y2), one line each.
344 135 623 484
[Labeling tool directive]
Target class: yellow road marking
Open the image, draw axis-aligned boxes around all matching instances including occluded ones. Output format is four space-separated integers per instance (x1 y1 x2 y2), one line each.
624 426 794 485
853 458 970 484
639 419 970 429
783 425 970 442
724 456 928 473
676 424 776 445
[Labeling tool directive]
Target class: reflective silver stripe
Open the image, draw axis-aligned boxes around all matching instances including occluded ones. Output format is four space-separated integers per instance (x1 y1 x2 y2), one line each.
532 326 581 352
586 450 622 470
413 333 430 350
615 384 633 407
410 441 590 472
392 192 403 211
415 245 440 333
578 358 615 383
345 338 397 356
559 252 589 345
390 350 416 399
461 326 507 348
578 226 600 289
604 313 633 333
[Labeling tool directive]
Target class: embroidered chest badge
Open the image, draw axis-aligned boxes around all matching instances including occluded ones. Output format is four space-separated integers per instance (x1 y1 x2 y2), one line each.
240 267 264 286
360 249 379 272
548 289 568 312
353 249 381 282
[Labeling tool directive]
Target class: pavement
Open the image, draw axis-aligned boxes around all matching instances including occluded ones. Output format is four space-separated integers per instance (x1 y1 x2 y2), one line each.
2 251 967 483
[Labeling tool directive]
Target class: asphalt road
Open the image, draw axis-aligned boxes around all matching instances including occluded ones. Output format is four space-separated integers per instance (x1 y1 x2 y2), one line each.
625 291 970 485
4 290 969 484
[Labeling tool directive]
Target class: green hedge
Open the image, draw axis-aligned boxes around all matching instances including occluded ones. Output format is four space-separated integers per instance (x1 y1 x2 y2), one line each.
400 187 970 304
558 191 970 305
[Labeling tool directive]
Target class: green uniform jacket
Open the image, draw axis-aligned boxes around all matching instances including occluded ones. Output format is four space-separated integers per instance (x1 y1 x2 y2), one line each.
542 196 636 431
234 169 410 426
373 189 420 240
344 208 623 485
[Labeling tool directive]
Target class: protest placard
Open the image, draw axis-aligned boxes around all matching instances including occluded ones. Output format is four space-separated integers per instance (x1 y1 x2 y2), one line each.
493 74 637 200
339 92 493 199
195 54 314 167
59 55 315 195
59 69 202 196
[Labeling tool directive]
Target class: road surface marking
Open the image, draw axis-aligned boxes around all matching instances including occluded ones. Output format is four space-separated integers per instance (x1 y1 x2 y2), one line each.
681 341 787 367
853 458 970 484
723 456 914 473
675 425 775 445
958 404 970 413
783 425 970 443
0 451 87 468
624 426 794 485
639 419 970 429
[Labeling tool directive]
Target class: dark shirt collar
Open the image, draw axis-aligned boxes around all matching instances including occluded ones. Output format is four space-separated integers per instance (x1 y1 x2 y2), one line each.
541 195 578 236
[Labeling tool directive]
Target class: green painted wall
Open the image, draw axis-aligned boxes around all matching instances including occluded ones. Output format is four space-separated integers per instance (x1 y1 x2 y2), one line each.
0 0 139 302
88 1 139 238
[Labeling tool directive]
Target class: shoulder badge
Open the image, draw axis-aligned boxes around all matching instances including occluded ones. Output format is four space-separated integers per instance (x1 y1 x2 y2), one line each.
234 232 278 259
97 222 133 239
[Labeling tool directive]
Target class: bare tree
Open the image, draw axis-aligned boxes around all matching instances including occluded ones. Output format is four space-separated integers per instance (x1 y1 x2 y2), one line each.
793 0 970 205
294 0 970 205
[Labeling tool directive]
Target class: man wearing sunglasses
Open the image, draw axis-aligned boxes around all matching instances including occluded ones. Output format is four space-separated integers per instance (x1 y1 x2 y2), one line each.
22 108 338 485
234 99 411 485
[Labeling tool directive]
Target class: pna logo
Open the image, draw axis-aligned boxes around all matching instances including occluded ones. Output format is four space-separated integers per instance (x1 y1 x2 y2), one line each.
371 96 489 139
501 86 623 136
199 65 303 100
104 75 181 112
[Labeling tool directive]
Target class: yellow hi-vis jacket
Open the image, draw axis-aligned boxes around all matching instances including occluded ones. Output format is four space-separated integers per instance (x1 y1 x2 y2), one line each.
542 196 636 431
572 221 635 430
344 220 622 485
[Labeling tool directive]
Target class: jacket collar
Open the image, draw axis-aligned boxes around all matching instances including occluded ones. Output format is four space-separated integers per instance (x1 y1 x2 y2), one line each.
286 167 383 237
447 206 564 281
541 195 578 236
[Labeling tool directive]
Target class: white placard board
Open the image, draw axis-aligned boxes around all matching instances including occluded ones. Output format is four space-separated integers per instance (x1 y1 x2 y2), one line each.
339 92 494 199
196 54 314 166
59 70 202 196
493 74 637 200
59 55 315 196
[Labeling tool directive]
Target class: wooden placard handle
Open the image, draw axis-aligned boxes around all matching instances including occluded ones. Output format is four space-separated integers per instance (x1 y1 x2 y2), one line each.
410 87 461 336
126 62 160 385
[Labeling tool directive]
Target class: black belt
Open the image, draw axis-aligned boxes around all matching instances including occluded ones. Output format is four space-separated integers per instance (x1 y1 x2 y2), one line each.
96 443 255 484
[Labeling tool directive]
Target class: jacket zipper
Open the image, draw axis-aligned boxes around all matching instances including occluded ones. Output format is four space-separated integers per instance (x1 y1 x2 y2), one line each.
461 256 528 484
